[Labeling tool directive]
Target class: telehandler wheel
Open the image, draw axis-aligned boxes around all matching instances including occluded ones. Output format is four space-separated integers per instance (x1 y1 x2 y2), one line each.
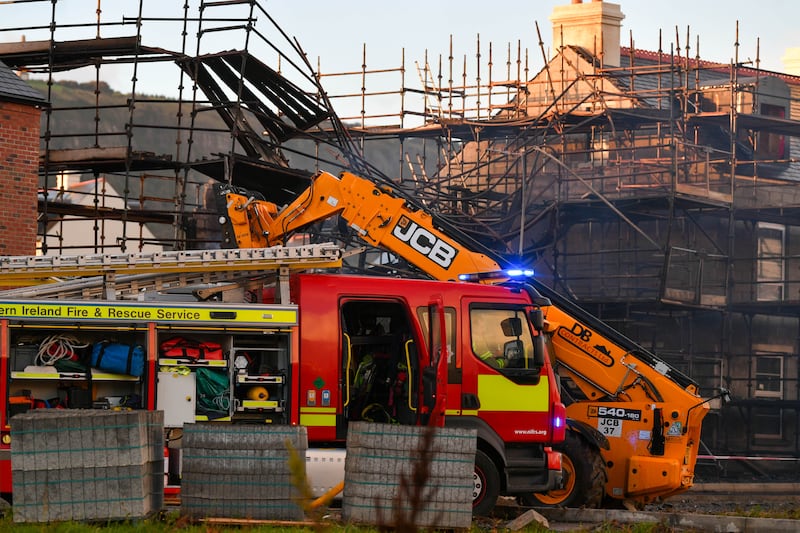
518 431 606 508
472 449 500 516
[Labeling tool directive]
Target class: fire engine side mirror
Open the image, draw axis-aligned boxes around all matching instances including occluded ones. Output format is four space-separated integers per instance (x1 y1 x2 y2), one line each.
501 317 522 337
529 309 544 331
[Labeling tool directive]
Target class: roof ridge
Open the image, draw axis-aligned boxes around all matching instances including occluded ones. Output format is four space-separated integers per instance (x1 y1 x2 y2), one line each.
619 46 800 83
0 59 46 104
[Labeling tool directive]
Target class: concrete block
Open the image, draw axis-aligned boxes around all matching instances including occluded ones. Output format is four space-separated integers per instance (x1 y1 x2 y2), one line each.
56 412 70 470
90 416 105 469
62 468 86 520
95 466 111 520
82 465 96 522
9 414 26 471
110 413 126 466
83 415 95 471
70 414 85 469
107 464 121 517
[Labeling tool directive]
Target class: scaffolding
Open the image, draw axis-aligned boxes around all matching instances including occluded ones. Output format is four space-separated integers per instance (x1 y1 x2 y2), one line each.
1 0 800 477
0 0 344 255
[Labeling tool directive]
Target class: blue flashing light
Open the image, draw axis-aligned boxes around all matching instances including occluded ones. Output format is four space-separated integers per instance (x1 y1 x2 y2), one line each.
505 268 534 278
459 269 534 282
553 416 564 429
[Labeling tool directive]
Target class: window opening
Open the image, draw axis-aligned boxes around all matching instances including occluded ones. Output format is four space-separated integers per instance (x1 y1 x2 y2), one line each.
756 222 785 301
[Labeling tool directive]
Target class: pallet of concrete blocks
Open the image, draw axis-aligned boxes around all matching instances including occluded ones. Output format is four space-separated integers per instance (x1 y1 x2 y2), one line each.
342 422 477 530
10 409 164 523
180 423 307 521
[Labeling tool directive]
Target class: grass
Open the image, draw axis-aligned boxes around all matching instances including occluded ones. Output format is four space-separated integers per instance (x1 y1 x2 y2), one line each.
4 505 798 533
723 504 800 520
0 512 314 532
0 512 683 533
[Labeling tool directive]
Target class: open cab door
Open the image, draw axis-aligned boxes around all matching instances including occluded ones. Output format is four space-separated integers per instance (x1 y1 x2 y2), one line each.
420 296 448 427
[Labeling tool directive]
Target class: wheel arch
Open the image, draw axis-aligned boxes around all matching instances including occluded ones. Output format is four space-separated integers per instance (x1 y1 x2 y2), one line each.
519 427 607 508
566 417 610 451
446 416 508 490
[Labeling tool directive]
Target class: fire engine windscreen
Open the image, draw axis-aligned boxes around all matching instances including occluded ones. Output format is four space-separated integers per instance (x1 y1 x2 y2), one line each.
470 307 536 371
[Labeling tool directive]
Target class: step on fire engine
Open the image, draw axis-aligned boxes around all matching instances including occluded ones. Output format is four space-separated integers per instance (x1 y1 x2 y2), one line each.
0 243 566 517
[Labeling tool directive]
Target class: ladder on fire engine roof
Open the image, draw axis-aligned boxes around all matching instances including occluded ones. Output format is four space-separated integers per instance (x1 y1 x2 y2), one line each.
0 243 343 301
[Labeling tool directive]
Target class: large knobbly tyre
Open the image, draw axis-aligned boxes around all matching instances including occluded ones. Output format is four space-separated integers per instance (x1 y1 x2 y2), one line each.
472 449 501 516
519 431 606 508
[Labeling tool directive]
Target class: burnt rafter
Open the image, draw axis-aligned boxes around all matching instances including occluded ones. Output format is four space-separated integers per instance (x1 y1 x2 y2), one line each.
202 55 288 144
0 36 178 72
181 59 262 158
190 153 313 206
689 112 800 138
178 50 329 146
219 52 326 131
39 200 174 225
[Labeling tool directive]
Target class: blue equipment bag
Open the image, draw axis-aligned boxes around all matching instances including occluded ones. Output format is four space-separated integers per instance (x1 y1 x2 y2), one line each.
91 341 145 377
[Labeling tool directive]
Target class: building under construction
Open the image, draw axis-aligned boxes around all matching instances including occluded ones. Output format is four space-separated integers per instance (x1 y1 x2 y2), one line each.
1 0 799 477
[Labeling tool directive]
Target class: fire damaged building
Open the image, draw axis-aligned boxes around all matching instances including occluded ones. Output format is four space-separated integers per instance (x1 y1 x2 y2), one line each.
424 1 800 472
0 0 798 478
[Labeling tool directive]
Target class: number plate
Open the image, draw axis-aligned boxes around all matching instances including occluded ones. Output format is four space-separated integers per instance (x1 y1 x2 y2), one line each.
598 417 622 437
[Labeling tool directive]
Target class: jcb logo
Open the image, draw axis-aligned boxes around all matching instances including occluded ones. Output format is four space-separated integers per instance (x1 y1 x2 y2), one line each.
392 215 458 269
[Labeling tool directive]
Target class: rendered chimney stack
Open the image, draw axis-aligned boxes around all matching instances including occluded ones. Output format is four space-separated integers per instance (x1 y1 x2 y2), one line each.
782 48 800 76
550 0 624 67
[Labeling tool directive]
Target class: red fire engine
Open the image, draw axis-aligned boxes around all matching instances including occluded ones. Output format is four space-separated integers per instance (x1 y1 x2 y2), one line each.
0 244 565 516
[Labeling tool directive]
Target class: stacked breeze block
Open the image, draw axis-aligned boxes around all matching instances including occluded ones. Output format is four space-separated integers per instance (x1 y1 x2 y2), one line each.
10 409 165 523
180 424 307 521
343 422 477 530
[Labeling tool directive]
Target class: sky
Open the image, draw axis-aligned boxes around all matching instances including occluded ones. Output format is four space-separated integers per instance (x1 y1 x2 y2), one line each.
0 0 797 120
268 0 797 72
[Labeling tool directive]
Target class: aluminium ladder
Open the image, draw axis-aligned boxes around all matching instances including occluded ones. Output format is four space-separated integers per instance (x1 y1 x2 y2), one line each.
0 244 343 301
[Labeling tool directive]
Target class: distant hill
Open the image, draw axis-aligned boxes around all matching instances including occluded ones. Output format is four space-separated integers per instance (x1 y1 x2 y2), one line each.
31 78 439 249
29 79 232 159
30 79 438 181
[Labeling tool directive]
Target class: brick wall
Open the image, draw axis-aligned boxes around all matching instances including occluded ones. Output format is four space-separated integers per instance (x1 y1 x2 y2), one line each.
0 100 40 256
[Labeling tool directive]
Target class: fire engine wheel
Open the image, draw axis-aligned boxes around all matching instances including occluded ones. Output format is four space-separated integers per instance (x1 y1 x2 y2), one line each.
519 431 606 508
472 449 500 516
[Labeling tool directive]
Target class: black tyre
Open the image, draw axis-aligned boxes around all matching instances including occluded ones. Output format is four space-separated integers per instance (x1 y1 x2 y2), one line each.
519 431 606 508
472 449 501 516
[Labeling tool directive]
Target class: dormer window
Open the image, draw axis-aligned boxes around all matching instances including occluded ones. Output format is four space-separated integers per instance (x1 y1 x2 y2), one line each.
757 103 786 160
